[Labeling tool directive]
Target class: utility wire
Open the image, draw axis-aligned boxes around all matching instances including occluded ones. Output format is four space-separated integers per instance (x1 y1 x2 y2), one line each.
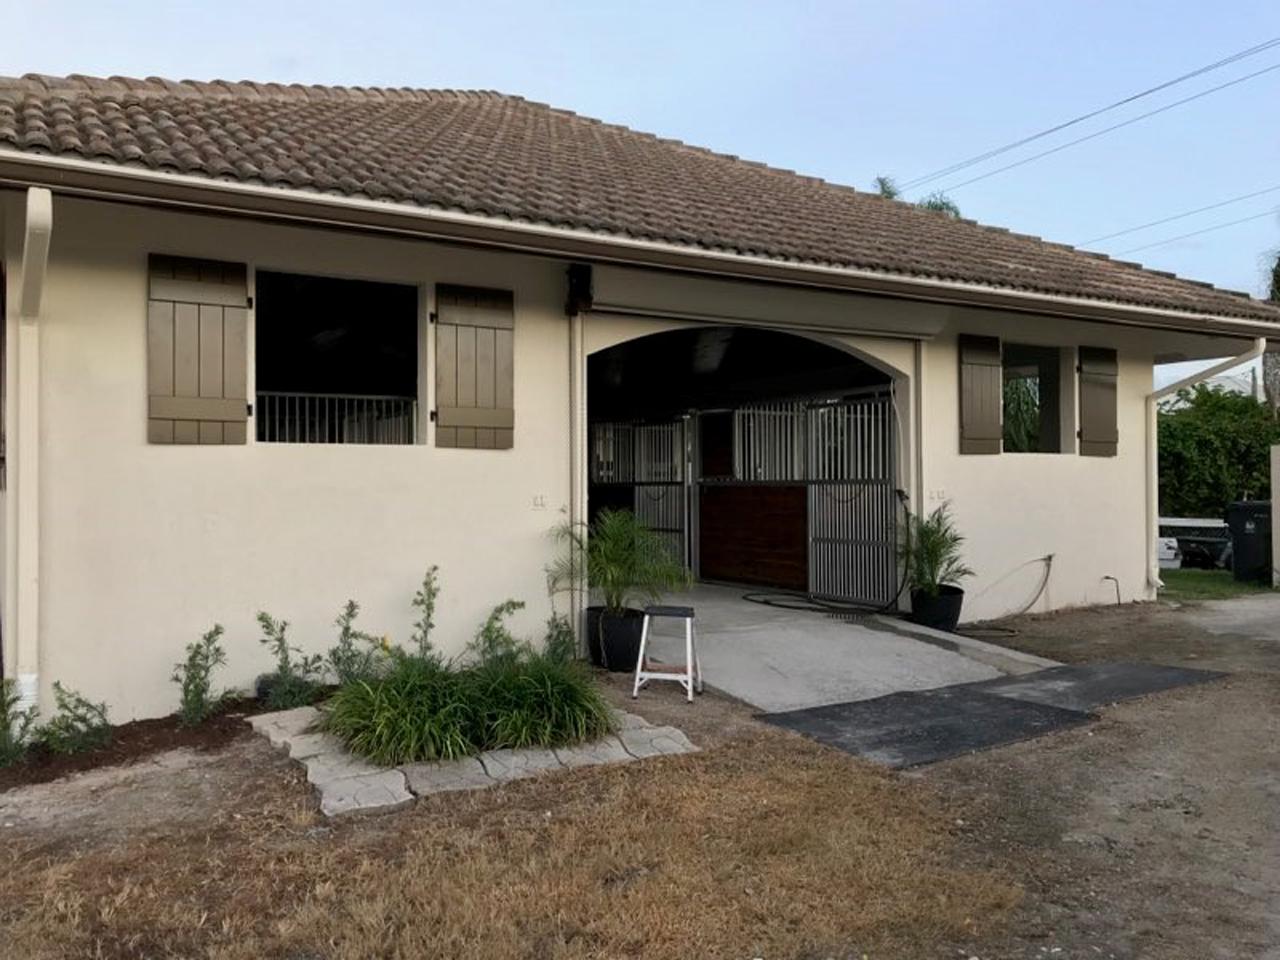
925 61 1280 195
900 36 1280 190
1114 205 1280 255
1081 183 1280 244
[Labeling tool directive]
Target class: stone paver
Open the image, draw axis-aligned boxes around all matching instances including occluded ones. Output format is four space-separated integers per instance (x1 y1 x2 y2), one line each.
554 735 634 768
479 747 563 782
400 757 494 795
248 707 696 817
318 770 413 818
285 731 344 759
247 705 320 747
617 725 697 759
304 751 382 785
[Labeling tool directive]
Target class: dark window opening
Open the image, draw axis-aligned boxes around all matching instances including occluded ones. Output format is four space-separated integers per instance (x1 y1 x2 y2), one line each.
255 272 418 444
1002 343 1062 453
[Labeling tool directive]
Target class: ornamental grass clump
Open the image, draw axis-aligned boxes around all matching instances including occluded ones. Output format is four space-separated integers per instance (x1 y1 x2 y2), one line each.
321 584 615 766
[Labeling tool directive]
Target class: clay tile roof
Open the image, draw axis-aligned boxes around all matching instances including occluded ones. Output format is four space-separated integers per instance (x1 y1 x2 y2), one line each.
1 72 1277 322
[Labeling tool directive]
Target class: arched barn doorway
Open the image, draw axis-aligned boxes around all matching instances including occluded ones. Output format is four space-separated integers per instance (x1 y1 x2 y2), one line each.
588 326 903 606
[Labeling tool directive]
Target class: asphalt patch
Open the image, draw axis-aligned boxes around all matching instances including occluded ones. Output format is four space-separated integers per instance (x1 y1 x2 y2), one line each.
760 662 1223 767
965 661 1225 713
761 686 1092 768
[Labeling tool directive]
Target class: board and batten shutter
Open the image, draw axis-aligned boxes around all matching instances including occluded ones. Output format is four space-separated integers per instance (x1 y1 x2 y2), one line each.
1078 346 1118 457
147 255 249 445
434 284 514 449
958 334 1002 455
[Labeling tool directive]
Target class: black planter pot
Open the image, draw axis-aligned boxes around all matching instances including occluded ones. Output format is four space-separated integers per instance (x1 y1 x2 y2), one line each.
585 606 646 673
908 585 965 632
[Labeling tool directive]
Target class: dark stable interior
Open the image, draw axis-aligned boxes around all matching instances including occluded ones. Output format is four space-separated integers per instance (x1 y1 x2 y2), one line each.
255 271 418 396
589 327 889 592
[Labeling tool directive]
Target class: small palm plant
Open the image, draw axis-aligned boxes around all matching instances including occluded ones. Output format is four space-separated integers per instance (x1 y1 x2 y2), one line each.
901 503 974 598
547 509 689 669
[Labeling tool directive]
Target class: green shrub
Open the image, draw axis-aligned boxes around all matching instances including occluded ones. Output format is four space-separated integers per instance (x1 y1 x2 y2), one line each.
410 566 441 660
322 655 477 765
38 682 110 755
326 600 385 685
543 614 577 663
467 652 614 750
173 624 229 726
468 599 526 665
257 611 324 709
1 678 38 767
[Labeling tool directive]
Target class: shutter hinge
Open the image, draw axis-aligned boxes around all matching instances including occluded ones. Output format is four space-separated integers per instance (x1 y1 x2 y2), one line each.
429 311 437 324
247 402 254 417
429 409 438 423
247 296 254 310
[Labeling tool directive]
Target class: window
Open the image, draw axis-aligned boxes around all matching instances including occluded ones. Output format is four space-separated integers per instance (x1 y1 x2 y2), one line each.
1001 344 1062 453
255 272 419 444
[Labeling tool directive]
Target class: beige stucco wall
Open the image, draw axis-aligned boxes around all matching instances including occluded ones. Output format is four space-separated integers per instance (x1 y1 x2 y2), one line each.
921 307 1158 621
4 192 574 720
2 188 1232 719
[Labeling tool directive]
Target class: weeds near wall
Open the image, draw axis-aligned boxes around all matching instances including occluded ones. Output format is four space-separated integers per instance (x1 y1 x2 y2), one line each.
326 601 385 685
410 566 441 660
256 612 324 709
38 683 111 755
1 679 39 767
172 624 230 726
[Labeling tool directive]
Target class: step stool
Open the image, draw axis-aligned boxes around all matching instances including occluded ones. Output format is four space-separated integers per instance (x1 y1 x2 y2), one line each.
632 605 703 703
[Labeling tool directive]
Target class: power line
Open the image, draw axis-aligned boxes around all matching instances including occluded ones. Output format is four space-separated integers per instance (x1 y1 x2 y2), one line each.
923 61 1280 195
1114 205 1280 255
900 36 1280 190
1081 183 1280 244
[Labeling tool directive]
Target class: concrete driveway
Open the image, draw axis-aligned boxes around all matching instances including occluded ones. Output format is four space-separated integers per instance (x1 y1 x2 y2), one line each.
641 584 1054 712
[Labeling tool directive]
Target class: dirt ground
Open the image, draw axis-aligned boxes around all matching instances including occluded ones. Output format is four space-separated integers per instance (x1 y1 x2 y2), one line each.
1 598 1276 958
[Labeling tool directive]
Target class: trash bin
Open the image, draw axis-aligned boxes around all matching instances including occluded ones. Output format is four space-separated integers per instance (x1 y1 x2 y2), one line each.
1224 500 1272 583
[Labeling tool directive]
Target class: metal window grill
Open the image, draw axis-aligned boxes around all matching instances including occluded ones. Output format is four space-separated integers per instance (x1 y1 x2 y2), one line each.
256 392 418 445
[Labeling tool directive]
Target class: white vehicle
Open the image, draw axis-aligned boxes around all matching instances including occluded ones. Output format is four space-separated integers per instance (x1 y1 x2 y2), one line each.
1157 536 1183 570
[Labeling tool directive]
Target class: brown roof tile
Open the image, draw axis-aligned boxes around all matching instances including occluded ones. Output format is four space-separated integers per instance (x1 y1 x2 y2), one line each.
1 73 1277 322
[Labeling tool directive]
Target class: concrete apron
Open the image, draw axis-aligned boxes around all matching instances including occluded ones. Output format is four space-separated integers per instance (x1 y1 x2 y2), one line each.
640 584 1056 713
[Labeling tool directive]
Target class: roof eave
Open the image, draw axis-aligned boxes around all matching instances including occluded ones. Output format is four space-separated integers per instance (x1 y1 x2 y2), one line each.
1 149 1275 339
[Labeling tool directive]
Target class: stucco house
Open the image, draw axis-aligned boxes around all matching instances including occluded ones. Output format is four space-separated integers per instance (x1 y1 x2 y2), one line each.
1 74 1277 721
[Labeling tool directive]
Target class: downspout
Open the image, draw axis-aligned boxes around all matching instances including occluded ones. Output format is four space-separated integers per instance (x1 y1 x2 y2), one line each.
8 187 51 715
566 265 591 651
1145 337 1266 590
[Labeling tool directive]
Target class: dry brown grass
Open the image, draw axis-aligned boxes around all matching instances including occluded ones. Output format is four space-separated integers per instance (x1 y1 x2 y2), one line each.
0 731 1019 959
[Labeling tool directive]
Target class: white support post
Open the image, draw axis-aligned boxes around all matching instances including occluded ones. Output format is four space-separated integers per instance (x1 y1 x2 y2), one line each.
7 187 51 714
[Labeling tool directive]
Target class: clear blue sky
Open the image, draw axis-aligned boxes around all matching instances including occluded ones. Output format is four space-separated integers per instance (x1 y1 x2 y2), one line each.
3 1 1277 298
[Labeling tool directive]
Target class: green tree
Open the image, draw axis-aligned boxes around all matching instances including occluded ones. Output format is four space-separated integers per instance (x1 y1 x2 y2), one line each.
872 175 961 217
1263 250 1280 414
1158 384 1280 517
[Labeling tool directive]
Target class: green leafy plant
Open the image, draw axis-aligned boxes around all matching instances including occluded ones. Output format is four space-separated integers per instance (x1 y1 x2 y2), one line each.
38 682 110 755
322 654 477 765
1 678 39 767
1002 376 1041 453
326 600 385 685
172 624 229 726
900 503 975 597
256 611 323 709
543 613 577 663
468 600 526 665
410 566 442 660
468 651 615 750
548 509 689 615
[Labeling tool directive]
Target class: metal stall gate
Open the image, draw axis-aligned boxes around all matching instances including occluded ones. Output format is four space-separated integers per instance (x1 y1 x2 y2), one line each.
805 394 898 605
590 420 689 565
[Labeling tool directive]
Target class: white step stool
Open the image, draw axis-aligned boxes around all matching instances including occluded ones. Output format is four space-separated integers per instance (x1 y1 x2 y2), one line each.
632 605 703 703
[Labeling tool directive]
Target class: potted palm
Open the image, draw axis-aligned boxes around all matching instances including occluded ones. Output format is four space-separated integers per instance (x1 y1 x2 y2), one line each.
901 503 974 632
549 509 689 672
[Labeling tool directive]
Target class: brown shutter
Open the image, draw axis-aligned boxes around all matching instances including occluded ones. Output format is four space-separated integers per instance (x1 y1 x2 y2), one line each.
435 285 514 449
1078 346 1118 457
147 255 249 445
959 334 1002 454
